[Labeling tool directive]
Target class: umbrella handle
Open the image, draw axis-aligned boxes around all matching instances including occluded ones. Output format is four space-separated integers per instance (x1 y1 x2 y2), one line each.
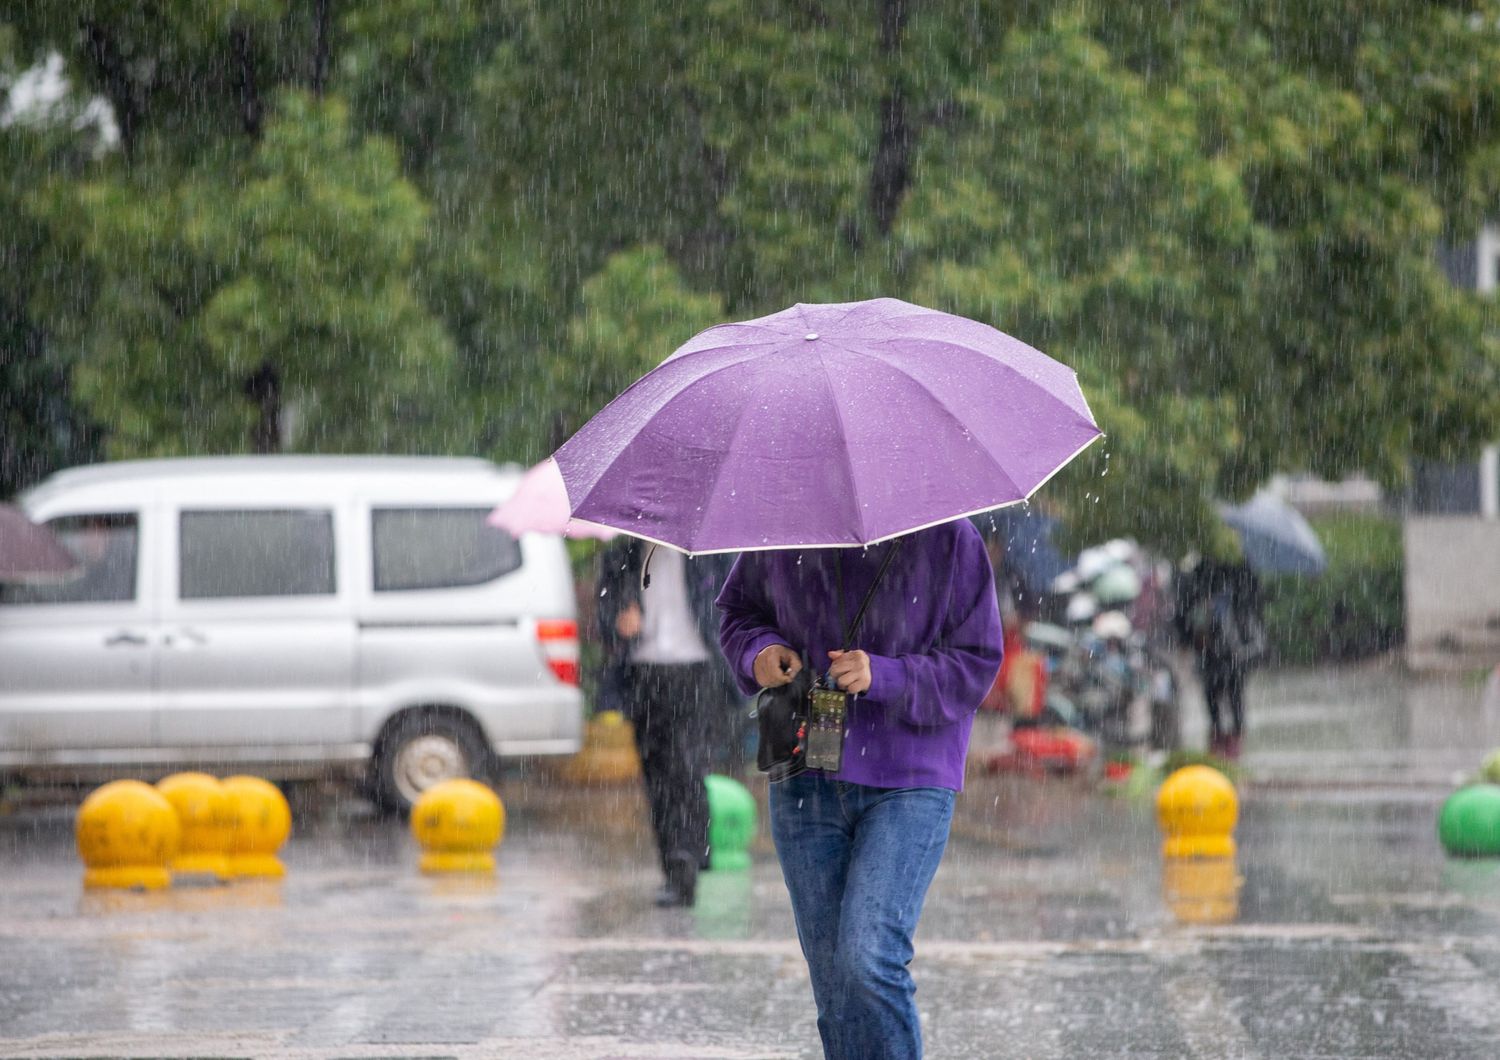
839 538 904 653
640 543 658 591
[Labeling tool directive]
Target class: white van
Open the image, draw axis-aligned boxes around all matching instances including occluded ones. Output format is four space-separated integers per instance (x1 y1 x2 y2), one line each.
0 456 584 813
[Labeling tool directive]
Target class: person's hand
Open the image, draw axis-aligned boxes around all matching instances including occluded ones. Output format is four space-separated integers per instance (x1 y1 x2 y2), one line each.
753 644 801 688
615 602 642 639
827 649 872 695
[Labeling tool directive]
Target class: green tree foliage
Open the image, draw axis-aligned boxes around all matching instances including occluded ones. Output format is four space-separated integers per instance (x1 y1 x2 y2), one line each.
6 2 457 460
899 16 1261 547
3 1 1499 555
0 28 103 495
32 91 452 456
1263 512 1406 663
552 245 726 445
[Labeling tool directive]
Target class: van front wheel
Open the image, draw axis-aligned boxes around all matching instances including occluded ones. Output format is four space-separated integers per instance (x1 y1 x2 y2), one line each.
371 712 491 816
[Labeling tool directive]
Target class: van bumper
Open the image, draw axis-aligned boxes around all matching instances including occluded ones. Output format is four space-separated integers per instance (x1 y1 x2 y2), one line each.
491 737 583 757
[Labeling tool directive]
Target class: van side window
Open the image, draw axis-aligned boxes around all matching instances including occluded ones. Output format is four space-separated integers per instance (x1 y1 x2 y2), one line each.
372 507 522 592
180 509 335 599
0 513 137 605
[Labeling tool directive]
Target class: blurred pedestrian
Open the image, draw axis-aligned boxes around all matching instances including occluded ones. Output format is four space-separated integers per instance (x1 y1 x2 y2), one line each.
717 521 1003 1060
1174 555 1265 759
597 538 739 907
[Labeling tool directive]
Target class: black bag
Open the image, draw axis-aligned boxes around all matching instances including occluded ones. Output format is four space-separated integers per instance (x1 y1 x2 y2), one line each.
755 653 814 782
754 540 903 782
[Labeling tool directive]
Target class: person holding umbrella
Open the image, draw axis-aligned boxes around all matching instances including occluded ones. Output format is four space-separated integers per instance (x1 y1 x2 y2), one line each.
551 298 1101 1059
1174 553 1265 760
717 523 1001 1058
1173 491 1320 760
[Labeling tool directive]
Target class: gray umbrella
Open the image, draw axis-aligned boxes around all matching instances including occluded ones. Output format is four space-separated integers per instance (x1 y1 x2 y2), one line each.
1216 491 1327 575
0 503 78 581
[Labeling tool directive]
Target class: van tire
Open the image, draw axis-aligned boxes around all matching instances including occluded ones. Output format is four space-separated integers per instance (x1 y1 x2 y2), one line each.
370 711 491 817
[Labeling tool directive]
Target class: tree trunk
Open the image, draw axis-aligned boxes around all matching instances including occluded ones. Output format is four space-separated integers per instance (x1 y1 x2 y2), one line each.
244 361 282 454
231 26 263 138
311 0 332 96
79 19 141 156
868 0 912 239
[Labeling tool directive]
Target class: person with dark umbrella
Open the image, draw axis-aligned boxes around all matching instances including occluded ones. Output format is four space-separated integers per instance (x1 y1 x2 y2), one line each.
1174 554 1265 759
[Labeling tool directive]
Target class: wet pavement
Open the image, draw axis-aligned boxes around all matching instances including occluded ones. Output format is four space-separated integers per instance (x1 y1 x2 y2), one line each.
5 661 1500 1058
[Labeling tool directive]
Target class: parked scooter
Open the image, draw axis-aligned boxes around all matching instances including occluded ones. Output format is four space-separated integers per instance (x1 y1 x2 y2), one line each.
1024 542 1181 752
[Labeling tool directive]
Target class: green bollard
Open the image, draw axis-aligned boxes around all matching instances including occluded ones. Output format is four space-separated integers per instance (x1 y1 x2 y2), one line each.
1438 783 1500 857
705 774 757 871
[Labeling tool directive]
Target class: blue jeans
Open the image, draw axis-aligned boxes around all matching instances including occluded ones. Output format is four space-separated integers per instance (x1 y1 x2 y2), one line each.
769 774 956 1060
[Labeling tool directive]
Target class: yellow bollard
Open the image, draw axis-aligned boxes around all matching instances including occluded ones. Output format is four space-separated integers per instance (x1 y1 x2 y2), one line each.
155 772 232 881
557 710 642 785
76 780 180 891
411 778 505 874
1161 857 1242 925
222 775 292 879
1156 764 1238 859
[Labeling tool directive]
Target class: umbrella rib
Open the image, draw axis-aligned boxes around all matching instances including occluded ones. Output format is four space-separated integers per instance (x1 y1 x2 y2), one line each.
861 334 1085 408
813 337 1031 502
799 301 864 335
843 335 1099 486
563 344 780 493
600 344 786 419
665 335 786 366
568 356 770 550
647 357 784 551
814 344 871 543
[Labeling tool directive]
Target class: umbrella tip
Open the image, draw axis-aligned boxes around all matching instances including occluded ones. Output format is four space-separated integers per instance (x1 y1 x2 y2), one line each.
805 332 819 341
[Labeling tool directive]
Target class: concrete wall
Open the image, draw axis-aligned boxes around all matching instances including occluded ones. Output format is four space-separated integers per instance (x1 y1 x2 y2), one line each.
1405 517 1500 671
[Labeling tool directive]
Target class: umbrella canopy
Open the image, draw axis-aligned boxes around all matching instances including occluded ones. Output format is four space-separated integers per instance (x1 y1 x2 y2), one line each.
487 459 617 541
553 298 1101 554
0 503 78 581
1217 491 1327 575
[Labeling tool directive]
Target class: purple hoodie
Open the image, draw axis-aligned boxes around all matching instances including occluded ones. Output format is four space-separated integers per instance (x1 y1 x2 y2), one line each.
716 520 1003 791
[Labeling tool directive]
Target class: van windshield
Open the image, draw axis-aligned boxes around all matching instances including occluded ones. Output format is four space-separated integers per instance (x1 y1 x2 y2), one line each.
372 507 522 592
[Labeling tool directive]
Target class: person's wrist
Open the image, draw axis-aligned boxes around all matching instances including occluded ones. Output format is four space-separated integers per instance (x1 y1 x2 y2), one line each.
865 652 904 705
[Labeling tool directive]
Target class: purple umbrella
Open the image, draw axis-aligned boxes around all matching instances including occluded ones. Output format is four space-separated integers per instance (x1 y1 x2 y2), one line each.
0 503 78 581
553 297 1102 554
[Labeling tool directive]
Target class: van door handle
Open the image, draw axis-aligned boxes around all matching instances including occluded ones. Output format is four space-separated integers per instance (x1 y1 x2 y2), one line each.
163 628 208 648
105 631 148 647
